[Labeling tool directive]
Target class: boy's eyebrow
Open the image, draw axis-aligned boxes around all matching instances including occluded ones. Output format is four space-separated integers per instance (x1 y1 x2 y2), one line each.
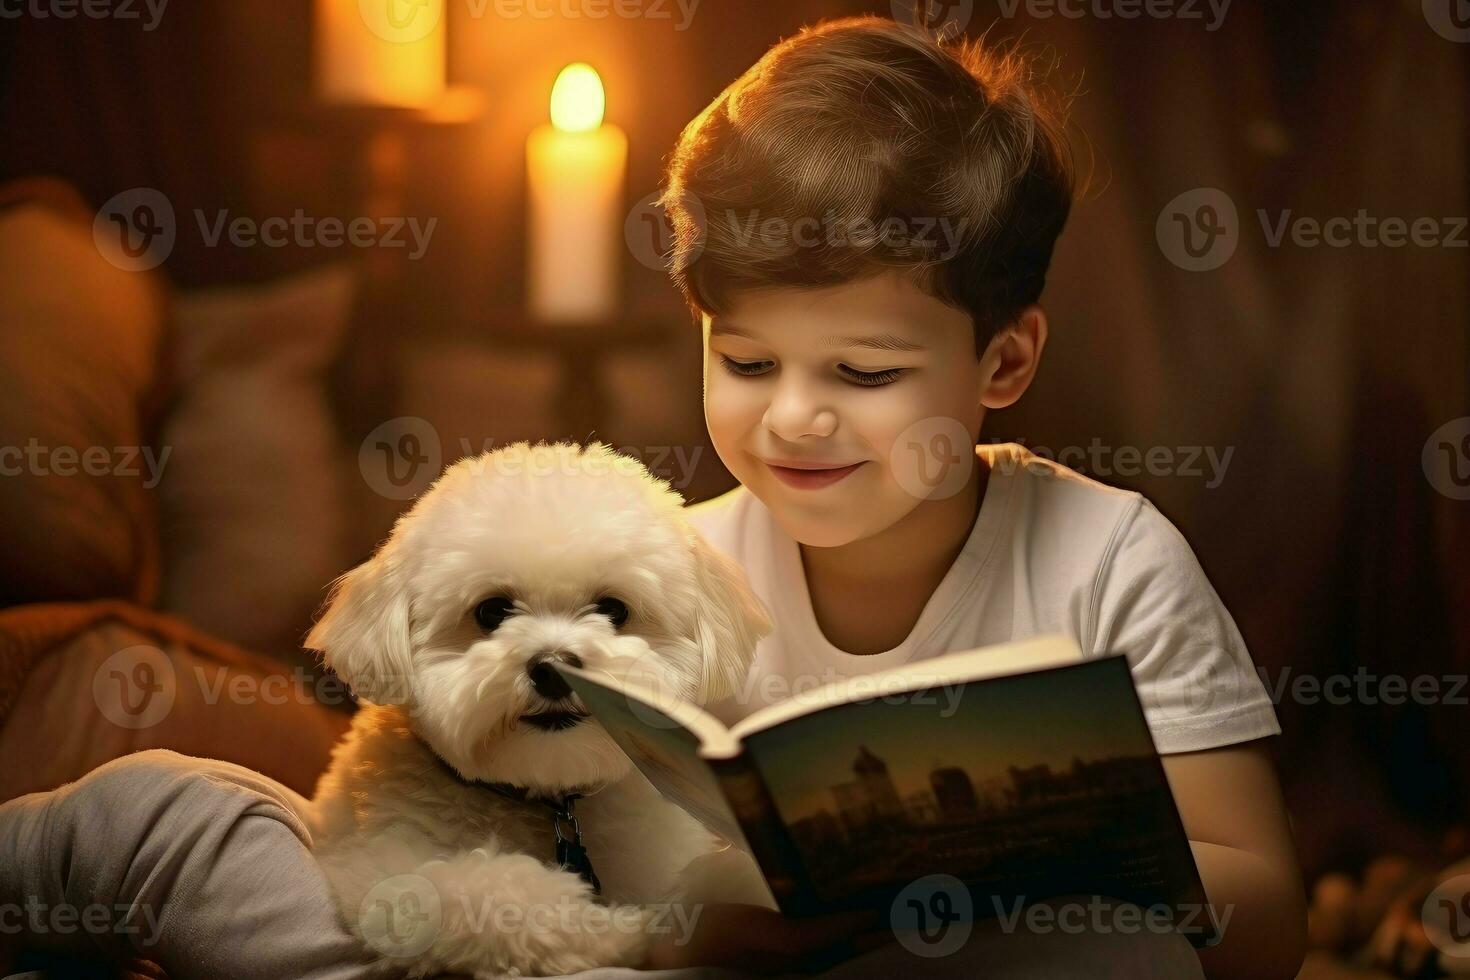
710 323 927 353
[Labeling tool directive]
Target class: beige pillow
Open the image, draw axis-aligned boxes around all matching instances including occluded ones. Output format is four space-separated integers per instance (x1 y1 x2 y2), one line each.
0 204 165 606
157 264 358 664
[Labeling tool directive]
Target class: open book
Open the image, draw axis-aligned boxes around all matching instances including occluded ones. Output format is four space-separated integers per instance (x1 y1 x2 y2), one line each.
555 635 1218 946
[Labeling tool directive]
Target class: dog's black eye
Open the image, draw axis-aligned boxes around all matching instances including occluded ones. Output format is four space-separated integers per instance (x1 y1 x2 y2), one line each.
593 596 628 628
473 597 516 632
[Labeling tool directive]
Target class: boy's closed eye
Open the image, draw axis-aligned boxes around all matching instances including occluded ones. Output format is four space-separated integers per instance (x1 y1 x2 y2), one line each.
716 354 909 387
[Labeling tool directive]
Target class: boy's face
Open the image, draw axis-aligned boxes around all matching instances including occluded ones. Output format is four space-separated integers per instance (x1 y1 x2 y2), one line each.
702 269 997 548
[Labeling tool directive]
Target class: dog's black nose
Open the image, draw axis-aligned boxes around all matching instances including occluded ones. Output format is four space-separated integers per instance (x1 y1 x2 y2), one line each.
526 652 582 701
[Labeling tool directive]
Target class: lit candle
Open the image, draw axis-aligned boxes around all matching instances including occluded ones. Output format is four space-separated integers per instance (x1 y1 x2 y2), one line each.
314 0 446 108
526 63 628 325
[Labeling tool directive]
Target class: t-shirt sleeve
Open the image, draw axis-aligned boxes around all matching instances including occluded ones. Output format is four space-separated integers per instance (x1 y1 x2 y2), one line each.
1089 496 1281 754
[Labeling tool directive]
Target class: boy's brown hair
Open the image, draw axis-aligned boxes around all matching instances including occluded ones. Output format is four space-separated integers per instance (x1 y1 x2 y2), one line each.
660 15 1077 356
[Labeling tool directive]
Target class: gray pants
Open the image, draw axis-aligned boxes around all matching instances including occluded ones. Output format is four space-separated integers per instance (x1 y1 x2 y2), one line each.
0 750 1205 979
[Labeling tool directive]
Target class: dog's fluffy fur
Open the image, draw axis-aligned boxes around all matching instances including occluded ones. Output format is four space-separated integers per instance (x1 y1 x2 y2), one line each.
304 441 775 978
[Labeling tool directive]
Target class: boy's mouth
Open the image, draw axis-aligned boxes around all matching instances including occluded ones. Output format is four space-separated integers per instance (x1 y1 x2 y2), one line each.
765 460 866 489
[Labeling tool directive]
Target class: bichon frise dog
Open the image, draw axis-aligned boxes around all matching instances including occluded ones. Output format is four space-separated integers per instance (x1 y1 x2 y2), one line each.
303 440 775 978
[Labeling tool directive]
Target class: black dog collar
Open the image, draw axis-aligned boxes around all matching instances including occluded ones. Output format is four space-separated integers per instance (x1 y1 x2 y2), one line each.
423 742 603 895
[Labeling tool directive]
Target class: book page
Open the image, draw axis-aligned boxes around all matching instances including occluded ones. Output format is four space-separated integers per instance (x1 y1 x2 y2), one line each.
555 664 746 843
730 633 1085 742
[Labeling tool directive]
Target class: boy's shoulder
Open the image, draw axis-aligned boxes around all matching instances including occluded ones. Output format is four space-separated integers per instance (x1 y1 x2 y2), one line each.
981 441 1148 545
985 442 1207 588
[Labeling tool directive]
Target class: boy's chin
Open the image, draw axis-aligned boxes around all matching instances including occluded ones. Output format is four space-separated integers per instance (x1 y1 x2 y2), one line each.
764 501 890 549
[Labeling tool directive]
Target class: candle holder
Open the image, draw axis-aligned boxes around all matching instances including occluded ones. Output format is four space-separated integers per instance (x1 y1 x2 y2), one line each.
488 315 676 440
254 86 487 442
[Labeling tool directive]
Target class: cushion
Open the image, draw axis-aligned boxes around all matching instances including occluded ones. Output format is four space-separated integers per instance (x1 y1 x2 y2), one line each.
0 202 166 607
0 600 350 803
156 264 358 664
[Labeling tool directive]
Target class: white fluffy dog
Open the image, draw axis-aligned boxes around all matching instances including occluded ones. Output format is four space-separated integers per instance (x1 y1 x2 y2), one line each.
304 440 775 978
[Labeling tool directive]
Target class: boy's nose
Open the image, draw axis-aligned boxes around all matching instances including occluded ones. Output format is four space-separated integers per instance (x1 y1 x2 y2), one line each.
763 390 838 442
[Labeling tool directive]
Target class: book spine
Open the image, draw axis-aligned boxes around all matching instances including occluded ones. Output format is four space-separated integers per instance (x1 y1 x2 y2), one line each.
707 752 820 915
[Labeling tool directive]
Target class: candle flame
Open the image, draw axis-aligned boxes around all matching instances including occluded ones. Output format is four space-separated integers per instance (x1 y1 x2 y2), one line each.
550 62 606 133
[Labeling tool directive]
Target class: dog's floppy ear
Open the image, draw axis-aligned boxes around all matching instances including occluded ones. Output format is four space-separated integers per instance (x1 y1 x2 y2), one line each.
689 532 772 703
305 545 415 705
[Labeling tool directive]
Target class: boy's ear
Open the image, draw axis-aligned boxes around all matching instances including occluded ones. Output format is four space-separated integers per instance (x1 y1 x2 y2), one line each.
305 546 415 705
980 304 1049 410
689 532 772 704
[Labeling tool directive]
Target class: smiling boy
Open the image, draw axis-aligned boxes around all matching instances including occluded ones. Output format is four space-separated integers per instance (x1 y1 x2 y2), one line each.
649 15 1307 979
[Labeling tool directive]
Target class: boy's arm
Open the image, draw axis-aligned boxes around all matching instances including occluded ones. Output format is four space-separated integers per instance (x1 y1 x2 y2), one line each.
1160 737 1308 980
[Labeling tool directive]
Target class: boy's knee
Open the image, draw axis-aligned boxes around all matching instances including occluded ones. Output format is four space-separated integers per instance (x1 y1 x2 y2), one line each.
63 749 231 812
52 749 306 848
80 747 192 785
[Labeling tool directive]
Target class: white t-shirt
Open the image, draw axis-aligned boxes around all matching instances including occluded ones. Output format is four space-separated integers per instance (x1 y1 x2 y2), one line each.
684 442 1280 755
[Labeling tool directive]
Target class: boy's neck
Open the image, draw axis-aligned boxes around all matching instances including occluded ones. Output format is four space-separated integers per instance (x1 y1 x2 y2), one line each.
799 452 989 610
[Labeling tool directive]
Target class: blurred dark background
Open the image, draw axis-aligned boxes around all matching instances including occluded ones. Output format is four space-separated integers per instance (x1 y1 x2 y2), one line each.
0 2 1466 972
